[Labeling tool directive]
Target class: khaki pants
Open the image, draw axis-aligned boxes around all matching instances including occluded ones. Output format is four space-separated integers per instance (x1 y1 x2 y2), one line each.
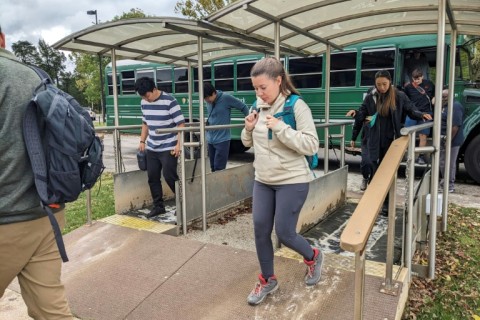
0 211 73 320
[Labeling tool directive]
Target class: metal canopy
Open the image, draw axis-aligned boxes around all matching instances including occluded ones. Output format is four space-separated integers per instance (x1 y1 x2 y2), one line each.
207 0 480 55
52 17 304 67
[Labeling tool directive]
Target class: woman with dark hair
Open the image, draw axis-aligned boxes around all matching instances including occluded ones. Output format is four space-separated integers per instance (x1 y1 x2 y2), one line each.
241 57 321 305
350 70 432 214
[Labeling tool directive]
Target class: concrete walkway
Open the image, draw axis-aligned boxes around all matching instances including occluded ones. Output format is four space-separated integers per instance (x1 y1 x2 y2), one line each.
2 216 406 320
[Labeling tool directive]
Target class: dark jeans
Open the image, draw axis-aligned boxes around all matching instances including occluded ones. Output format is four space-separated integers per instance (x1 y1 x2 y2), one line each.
252 181 314 279
372 145 390 211
146 150 178 209
208 140 230 172
360 129 373 181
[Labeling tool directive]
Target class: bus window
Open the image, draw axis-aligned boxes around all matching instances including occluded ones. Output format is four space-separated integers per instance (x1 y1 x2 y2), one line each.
107 73 120 96
193 65 212 92
361 49 395 86
174 68 189 94
331 52 356 87
136 69 154 81
156 68 172 93
214 63 234 92
237 60 256 91
289 57 323 89
121 71 136 95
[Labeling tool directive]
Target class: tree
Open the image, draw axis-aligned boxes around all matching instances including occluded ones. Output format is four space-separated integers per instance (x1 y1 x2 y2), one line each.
36 39 66 85
72 52 109 110
72 8 148 115
11 40 39 65
472 41 480 81
12 38 68 86
112 8 149 21
174 0 236 20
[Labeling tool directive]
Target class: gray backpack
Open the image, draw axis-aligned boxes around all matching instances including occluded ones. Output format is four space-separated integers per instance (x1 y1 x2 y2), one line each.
23 66 105 262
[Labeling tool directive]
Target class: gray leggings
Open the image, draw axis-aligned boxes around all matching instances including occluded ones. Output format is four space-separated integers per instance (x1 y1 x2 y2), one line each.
252 181 314 279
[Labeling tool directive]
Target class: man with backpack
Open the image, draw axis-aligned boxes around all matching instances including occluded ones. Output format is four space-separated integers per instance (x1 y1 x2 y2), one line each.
204 83 249 172
0 25 73 319
135 77 185 218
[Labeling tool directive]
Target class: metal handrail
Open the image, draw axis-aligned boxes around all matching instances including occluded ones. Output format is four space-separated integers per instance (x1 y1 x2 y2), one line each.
400 121 440 283
85 121 353 231
340 136 409 320
340 120 439 320
315 120 353 171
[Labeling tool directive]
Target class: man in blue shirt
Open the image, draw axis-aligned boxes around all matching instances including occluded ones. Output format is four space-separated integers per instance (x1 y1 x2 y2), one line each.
204 83 249 171
135 77 185 218
439 89 465 193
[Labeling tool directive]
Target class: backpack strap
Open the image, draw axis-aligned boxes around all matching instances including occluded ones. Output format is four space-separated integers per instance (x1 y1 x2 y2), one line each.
268 94 301 139
23 68 52 206
250 100 258 113
23 67 69 262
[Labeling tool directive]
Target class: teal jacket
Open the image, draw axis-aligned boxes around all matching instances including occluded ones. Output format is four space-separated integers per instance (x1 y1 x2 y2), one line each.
205 90 249 144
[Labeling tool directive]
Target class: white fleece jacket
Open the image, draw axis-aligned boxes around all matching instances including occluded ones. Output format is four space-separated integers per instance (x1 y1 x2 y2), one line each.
241 93 319 185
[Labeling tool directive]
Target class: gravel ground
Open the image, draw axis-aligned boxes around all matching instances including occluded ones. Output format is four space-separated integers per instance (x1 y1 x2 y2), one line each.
181 168 480 252
99 133 480 252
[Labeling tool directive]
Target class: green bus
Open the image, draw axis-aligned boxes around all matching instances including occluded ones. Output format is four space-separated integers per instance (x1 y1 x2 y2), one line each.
105 34 480 182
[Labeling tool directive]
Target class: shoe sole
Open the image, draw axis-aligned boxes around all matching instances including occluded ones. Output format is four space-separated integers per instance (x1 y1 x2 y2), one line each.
247 283 279 306
305 250 324 286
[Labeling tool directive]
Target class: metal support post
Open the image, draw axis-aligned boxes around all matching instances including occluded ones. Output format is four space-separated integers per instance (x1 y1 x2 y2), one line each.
381 175 399 296
354 250 366 320
442 28 458 231
86 189 92 226
180 132 187 235
323 45 331 173
340 124 345 167
405 133 416 281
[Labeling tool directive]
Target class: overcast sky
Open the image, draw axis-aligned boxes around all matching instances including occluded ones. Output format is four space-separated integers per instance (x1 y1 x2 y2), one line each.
0 0 181 51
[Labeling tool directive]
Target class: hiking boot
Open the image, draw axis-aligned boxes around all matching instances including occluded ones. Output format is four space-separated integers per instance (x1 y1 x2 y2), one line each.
146 206 166 218
304 248 324 286
247 274 278 305
360 178 368 191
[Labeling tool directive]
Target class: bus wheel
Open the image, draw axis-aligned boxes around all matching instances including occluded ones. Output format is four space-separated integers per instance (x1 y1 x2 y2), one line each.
229 140 249 154
464 135 480 184
183 132 200 159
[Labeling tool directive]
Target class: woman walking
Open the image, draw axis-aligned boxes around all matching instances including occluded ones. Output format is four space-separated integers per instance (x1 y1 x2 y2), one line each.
241 57 322 306
350 69 432 214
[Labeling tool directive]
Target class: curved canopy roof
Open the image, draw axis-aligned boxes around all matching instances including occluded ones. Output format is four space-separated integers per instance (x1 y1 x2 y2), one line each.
53 17 296 67
53 1 480 66
207 0 480 55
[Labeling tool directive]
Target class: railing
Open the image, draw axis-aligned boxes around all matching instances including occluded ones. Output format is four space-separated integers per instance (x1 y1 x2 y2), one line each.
85 120 353 233
315 120 353 172
339 120 439 320
340 136 409 320
400 122 439 280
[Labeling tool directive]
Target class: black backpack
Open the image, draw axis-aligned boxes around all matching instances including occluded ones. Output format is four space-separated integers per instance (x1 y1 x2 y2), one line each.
23 66 105 262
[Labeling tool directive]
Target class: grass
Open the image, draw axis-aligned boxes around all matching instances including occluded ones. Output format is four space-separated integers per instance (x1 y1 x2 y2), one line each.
63 172 115 234
404 204 480 320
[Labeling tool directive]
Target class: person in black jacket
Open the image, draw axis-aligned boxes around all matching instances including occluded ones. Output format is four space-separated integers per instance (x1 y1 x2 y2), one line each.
350 70 432 215
404 68 435 164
